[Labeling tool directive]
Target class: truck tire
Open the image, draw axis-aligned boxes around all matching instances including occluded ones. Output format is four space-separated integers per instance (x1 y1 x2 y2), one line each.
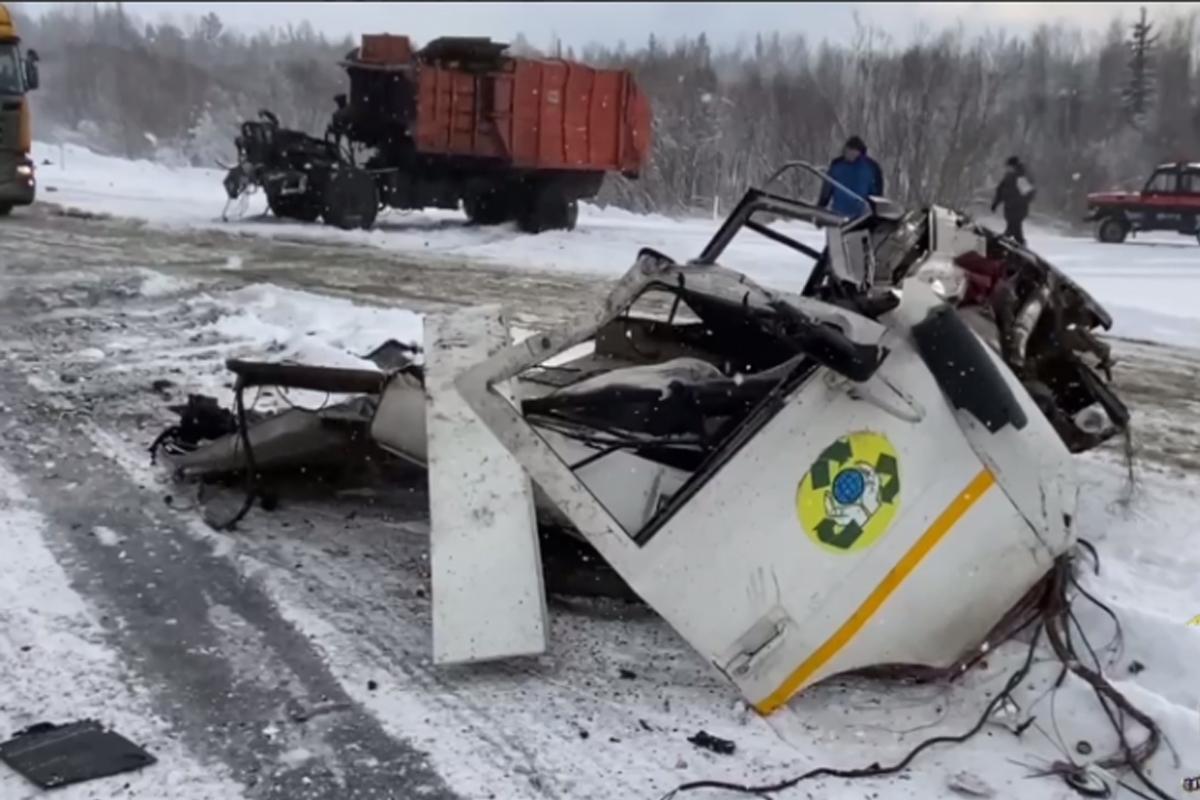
464 188 512 225
267 192 322 223
0 204 12 217
322 168 379 231
1096 217 1128 244
517 187 578 234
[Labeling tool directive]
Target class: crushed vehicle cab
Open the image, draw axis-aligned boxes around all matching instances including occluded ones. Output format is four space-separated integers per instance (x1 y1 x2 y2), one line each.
1086 161 1200 244
163 163 1129 714
0 3 39 215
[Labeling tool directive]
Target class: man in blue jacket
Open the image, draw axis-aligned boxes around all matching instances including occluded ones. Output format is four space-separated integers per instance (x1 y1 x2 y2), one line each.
818 135 884 219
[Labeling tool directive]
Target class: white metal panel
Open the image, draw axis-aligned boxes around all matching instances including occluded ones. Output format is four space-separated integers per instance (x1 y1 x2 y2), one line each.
928 206 986 257
452 257 1068 714
370 372 428 466
890 278 1077 556
827 486 1043 681
626 335 995 711
425 306 548 665
537 429 688 534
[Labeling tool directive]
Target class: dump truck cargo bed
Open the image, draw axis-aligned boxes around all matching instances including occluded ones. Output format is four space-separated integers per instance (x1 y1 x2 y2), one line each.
347 34 651 177
414 58 649 174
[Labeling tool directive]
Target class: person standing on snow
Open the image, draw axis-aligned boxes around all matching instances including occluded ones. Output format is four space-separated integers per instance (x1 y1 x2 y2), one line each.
818 135 885 220
991 156 1036 245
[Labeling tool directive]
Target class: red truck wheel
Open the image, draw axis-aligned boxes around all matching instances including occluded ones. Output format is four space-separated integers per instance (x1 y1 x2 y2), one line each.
1096 217 1129 244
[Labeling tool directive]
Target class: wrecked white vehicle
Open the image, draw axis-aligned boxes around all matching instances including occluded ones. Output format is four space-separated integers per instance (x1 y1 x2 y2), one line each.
158 163 1131 720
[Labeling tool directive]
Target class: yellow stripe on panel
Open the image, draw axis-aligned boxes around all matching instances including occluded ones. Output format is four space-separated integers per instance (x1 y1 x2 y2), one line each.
755 469 997 715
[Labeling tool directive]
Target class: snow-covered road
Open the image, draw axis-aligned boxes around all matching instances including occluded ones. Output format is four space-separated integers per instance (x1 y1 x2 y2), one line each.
0 143 1197 799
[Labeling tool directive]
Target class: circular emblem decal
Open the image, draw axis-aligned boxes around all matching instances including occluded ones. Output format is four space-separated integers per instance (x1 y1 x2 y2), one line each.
797 431 901 553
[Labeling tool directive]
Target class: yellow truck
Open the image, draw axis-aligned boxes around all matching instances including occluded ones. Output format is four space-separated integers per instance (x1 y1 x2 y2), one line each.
0 2 37 215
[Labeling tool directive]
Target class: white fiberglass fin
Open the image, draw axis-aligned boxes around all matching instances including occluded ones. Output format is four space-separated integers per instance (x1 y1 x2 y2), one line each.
425 305 548 665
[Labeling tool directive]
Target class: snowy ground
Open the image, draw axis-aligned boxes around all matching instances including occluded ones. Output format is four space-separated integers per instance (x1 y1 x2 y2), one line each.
0 143 1197 799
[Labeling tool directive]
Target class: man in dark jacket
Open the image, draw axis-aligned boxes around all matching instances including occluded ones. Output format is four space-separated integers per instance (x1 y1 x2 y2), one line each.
991 156 1036 245
818 136 884 219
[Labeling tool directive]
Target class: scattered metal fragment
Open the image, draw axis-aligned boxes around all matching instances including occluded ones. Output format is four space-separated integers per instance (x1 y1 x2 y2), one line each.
947 770 996 798
687 731 736 756
0 720 156 789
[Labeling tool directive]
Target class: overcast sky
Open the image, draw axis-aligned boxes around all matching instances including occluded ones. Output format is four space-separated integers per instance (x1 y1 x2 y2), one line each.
18 2 1198 49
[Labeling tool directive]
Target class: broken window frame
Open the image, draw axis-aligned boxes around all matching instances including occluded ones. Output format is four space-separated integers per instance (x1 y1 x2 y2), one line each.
455 252 889 551
1143 168 1179 194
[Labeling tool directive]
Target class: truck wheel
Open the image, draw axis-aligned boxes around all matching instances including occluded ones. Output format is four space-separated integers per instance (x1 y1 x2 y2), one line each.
463 189 512 225
1096 217 1128 244
562 200 579 231
267 192 322 223
0 204 12 218
322 168 379 231
517 189 576 234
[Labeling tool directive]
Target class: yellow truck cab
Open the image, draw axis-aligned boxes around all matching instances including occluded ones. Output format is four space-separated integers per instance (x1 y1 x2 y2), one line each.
0 2 38 215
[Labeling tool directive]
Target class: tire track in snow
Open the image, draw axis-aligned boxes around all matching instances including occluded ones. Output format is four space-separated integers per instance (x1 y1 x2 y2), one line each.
0 365 459 798
0 459 246 800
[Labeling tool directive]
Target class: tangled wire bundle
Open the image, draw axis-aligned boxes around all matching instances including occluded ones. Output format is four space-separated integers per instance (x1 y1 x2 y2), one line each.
659 546 1173 800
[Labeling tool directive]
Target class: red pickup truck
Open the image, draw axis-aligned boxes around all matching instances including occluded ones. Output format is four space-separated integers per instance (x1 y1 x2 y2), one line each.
1085 162 1200 244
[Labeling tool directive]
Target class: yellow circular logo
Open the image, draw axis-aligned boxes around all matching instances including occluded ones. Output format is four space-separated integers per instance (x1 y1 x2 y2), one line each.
797 431 901 553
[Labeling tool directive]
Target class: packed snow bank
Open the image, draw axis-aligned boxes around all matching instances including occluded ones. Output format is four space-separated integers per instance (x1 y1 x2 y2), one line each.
199 283 423 373
32 140 1200 350
126 279 420 408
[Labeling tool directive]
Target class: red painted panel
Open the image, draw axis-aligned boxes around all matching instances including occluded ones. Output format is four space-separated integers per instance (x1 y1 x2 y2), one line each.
360 34 413 64
415 68 445 152
410 52 652 173
587 71 619 168
537 62 568 169
511 60 541 166
563 65 593 167
1139 193 1200 209
449 71 476 153
490 73 514 160
624 81 652 176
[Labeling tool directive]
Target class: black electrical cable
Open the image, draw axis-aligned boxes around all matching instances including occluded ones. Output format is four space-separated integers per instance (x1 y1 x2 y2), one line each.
1041 562 1173 800
1069 612 1174 799
1068 570 1124 660
658 553 1171 800
568 444 626 471
528 414 704 453
657 625 1047 800
1077 538 1102 575
205 377 259 531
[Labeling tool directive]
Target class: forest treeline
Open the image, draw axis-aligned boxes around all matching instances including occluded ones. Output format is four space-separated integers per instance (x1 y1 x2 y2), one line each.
10 2 1198 221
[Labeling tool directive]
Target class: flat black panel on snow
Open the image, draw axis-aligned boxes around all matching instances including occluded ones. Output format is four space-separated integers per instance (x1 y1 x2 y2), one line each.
0 720 156 789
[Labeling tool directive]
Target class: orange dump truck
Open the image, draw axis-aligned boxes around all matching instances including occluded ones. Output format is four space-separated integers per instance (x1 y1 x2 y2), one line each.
228 35 651 232
0 2 37 215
